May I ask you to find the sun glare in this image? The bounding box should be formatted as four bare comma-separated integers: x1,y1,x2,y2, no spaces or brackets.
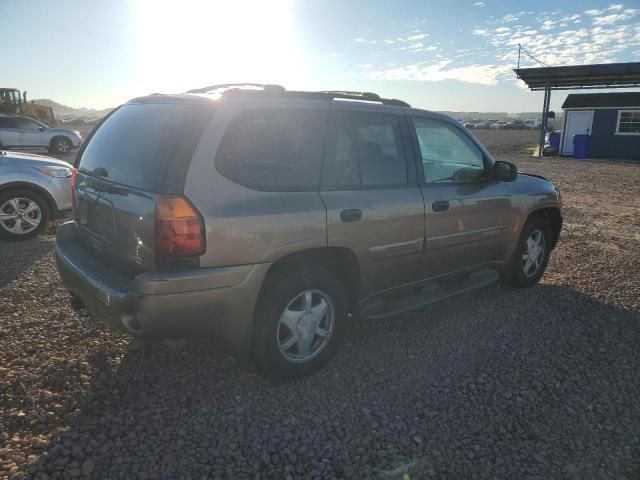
135,0,304,95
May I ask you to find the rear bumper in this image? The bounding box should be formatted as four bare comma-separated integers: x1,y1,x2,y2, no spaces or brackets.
55,222,270,356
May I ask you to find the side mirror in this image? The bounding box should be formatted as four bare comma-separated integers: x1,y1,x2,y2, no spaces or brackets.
38,127,45,131
492,160,518,182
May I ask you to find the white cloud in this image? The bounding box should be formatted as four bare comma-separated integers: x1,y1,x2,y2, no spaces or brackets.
353,38,365,43
585,9,603,16
593,10,637,25
472,28,489,36
368,60,511,85
607,4,624,11
384,39,395,44
541,19,555,30
473,1,484,6
425,45,438,51
407,33,429,40
502,14,519,22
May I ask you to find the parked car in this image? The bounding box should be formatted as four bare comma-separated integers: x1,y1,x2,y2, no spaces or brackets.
525,119,540,129
463,122,475,129
0,114,83,154
491,121,508,129
506,120,526,130
55,85,563,378
0,150,72,238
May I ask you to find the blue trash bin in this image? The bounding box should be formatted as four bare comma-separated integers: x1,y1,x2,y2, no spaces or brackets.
573,134,590,159
549,131,561,150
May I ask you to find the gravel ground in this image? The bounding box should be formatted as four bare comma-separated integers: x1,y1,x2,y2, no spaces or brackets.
1,144,639,479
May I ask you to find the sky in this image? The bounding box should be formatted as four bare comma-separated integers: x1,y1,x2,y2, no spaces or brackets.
3,0,639,112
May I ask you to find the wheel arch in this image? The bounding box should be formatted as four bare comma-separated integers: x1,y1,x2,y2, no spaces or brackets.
0,181,57,215
261,247,361,314
526,207,562,249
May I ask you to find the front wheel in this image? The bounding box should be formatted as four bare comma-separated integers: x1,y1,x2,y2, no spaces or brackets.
0,190,50,239
504,216,552,288
253,268,348,378
51,137,72,154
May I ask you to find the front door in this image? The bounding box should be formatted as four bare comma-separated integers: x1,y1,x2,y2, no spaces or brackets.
15,117,46,147
562,110,593,155
409,114,512,278
320,106,425,299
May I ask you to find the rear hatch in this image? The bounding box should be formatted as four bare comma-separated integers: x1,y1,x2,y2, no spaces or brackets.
74,98,214,275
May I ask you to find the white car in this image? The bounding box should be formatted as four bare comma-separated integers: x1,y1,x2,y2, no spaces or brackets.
491,121,508,129
525,119,540,129
0,114,83,154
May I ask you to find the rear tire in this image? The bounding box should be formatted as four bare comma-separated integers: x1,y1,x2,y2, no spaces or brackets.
0,189,50,240
253,267,348,379
504,216,552,288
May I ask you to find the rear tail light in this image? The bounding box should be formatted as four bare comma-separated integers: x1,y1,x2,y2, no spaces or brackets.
70,168,77,212
155,195,205,257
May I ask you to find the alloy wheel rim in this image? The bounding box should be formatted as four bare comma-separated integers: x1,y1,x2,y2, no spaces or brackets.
277,289,335,363
522,229,545,277
0,197,42,234
58,140,70,153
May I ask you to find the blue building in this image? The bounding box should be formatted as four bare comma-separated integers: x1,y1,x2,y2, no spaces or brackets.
561,92,640,160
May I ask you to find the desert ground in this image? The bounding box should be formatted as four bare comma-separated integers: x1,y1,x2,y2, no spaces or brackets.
1,130,639,479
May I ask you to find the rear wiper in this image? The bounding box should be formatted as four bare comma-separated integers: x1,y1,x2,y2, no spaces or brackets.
79,166,109,177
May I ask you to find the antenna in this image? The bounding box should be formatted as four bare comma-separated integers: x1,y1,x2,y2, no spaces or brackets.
517,43,551,68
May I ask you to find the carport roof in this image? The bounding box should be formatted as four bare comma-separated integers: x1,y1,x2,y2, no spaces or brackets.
514,62,640,91
562,92,640,109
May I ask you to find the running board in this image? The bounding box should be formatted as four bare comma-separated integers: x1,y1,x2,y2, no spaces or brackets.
359,269,499,320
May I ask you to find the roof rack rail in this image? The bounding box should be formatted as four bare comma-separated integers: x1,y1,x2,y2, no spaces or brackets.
187,83,286,94
185,84,410,107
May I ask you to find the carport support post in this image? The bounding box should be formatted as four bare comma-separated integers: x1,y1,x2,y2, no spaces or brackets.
538,84,551,157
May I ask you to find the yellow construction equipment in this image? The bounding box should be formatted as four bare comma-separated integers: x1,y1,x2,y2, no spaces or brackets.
0,88,56,125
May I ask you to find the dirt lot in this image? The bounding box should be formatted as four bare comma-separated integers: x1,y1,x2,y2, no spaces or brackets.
1,133,639,479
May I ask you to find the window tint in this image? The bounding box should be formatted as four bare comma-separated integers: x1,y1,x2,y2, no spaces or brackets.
15,118,41,130
0,118,16,128
216,108,328,191
323,112,407,187
413,117,485,183
78,102,214,191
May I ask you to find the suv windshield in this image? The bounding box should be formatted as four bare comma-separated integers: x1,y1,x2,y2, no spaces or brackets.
78,101,214,191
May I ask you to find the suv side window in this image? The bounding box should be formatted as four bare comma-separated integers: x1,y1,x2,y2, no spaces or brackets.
323,111,407,188
0,118,16,128
15,118,41,130
413,117,485,184
216,108,328,191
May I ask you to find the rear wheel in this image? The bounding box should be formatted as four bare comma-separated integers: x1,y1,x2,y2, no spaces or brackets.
0,189,50,239
253,267,347,378
504,216,551,288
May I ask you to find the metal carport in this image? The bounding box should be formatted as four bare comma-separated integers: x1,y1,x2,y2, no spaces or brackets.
513,62,640,156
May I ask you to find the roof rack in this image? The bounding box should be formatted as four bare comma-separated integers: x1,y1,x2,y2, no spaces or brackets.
187,83,286,94
186,84,410,107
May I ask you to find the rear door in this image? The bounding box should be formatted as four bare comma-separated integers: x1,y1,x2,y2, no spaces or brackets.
0,117,20,146
320,105,425,298
74,100,214,274
409,114,512,277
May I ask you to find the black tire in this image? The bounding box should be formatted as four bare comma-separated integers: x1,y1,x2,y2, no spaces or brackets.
253,267,348,379
0,189,50,240
504,216,552,288
50,136,72,155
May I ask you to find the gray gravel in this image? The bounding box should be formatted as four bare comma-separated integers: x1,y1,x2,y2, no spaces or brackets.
1,154,639,480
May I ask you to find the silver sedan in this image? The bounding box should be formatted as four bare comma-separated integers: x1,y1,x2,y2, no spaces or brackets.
0,150,73,239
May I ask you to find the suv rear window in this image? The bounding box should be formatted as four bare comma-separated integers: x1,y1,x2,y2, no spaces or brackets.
215,108,329,191
78,102,213,192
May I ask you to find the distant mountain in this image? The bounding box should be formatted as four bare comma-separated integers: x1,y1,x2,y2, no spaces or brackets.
32,99,113,121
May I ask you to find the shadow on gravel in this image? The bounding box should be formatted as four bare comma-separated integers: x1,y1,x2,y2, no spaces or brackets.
26,284,640,479
0,237,54,289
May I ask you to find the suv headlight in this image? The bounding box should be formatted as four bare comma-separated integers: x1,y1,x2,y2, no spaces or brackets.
37,166,73,178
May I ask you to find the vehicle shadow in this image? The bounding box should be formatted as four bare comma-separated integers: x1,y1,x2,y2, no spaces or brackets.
24,283,640,479
0,236,55,289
